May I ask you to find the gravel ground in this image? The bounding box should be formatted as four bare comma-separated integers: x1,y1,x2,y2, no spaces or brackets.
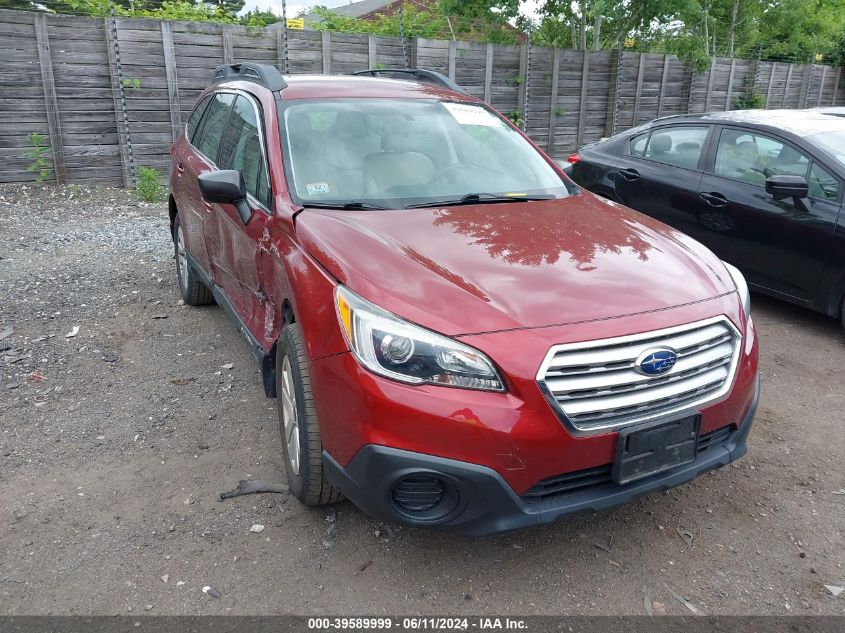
0,183,843,616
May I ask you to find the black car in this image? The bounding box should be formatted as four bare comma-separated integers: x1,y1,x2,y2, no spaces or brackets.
571,110,845,329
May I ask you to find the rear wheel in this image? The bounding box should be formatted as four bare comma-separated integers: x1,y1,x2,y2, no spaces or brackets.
173,214,213,306
276,323,340,505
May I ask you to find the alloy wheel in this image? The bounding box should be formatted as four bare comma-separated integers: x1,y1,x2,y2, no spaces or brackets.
280,355,300,475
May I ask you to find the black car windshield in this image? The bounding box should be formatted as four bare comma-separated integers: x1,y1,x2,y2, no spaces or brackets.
806,131,845,169
279,98,570,209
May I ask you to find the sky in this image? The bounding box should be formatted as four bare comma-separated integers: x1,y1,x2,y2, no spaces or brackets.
241,0,543,22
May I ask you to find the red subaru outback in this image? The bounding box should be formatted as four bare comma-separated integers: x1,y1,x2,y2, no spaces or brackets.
169,63,760,535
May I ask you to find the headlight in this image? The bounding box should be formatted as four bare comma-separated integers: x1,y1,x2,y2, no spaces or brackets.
334,286,505,392
723,261,750,316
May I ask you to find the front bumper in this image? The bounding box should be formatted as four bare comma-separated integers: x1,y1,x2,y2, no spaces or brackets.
324,374,760,536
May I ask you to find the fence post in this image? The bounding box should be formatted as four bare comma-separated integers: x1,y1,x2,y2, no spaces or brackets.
833,67,842,105
704,58,716,112
322,31,331,74
799,63,812,108
161,21,181,143
517,42,527,116
222,25,234,64
765,62,776,109
104,14,133,187
576,51,589,149
33,13,67,184
781,64,794,108
657,54,670,117
605,49,622,136
632,53,645,125
368,35,377,68
724,58,736,110
484,43,493,103
448,40,457,81
817,65,827,107
547,48,561,155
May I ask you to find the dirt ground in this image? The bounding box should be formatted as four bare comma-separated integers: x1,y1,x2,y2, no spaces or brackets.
1,183,843,616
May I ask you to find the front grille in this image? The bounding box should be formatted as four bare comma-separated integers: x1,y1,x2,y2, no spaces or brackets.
522,425,736,503
537,317,741,434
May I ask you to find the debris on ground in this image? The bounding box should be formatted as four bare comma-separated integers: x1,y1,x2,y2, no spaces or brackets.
662,582,702,615
249,524,265,534
0,328,13,341
151,314,168,320
651,601,667,616
643,595,653,616
160,574,169,583
593,535,613,553
65,326,80,339
221,363,234,370
219,479,288,501
824,585,844,597
676,527,695,547
202,586,221,598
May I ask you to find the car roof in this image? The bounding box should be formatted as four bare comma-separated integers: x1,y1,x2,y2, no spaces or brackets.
275,74,475,102
644,109,845,136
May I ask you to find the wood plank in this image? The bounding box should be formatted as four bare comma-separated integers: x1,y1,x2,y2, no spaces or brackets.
34,13,67,185
704,58,716,112
448,40,456,81
322,31,331,74
547,48,561,155
724,58,736,110
799,64,812,108
160,21,181,142
833,67,842,106
222,25,234,64
516,42,527,118
765,62,776,108
368,35,376,68
105,15,132,187
576,50,589,149
483,43,493,103
657,54,670,117
782,64,794,108
817,65,827,107
632,53,646,124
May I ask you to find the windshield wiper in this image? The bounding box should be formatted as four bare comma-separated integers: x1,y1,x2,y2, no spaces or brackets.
302,201,391,211
406,193,555,209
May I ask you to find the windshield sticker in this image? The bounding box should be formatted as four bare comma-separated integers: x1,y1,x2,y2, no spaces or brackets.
443,102,500,127
306,182,331,195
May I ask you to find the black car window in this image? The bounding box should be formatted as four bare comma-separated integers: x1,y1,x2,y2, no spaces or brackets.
219,94,272,209
642,127,708,170
629,132,648,157
808,162,839,201
714,128,809,186
186,96,211,143
195,92,235,163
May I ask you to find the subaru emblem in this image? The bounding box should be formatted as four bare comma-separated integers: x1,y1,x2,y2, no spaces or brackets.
636,348,678,376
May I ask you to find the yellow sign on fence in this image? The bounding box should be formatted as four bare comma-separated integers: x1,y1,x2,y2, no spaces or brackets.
286,17,304,30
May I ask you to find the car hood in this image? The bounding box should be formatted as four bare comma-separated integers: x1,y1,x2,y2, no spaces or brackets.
296,192,735,336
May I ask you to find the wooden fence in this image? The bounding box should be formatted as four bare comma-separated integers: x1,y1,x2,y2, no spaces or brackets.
1,8,843,187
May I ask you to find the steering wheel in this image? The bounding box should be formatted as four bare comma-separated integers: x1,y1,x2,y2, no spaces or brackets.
430,162,496,186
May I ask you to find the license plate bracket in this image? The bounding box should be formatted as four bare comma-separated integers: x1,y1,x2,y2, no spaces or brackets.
612,414,700,485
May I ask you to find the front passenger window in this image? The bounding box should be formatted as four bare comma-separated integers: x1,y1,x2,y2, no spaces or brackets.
219,95,272,208
714,129,809,185
643,127,708,169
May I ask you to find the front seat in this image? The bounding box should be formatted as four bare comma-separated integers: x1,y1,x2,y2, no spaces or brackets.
363,135,436,195
323,111,379,198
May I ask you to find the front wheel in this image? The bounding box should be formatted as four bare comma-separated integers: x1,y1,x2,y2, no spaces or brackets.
276,323,341,506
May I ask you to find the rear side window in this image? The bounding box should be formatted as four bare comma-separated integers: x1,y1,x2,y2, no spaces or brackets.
186,96,211,143
219,95,272,208
643,127,708,169
194,92,235,163
629,132,648,157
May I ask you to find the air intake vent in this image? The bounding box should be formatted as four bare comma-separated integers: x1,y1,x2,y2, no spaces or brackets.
391,474,445,512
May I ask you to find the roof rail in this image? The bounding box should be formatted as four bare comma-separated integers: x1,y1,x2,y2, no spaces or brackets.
212,63,287,92
351,68,467,95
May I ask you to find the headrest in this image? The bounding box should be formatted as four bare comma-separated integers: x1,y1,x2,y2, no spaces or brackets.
331,111,367,138
650,134,672,153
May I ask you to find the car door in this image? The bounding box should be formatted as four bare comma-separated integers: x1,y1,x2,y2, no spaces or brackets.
171,94,213,274
613,125,711,232
696,126,841,301
203,92,274,332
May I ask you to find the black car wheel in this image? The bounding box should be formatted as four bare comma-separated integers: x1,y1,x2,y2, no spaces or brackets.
276,323,341,506
173,214,214,306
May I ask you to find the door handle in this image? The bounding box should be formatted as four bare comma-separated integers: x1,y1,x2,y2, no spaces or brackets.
699,192,728,207
618,168,640,182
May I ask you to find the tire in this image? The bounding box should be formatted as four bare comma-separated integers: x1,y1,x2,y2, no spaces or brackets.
173,213,214,306
276,323,341,505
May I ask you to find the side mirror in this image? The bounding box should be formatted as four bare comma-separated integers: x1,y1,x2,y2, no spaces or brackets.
554,159,574,176
198,170,252,224
765,174,808,201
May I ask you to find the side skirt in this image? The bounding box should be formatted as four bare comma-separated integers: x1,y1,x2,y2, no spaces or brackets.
186,252,277,398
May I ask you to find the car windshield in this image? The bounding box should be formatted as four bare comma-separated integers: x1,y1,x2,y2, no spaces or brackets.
806,131,845,169
279,98,569,209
